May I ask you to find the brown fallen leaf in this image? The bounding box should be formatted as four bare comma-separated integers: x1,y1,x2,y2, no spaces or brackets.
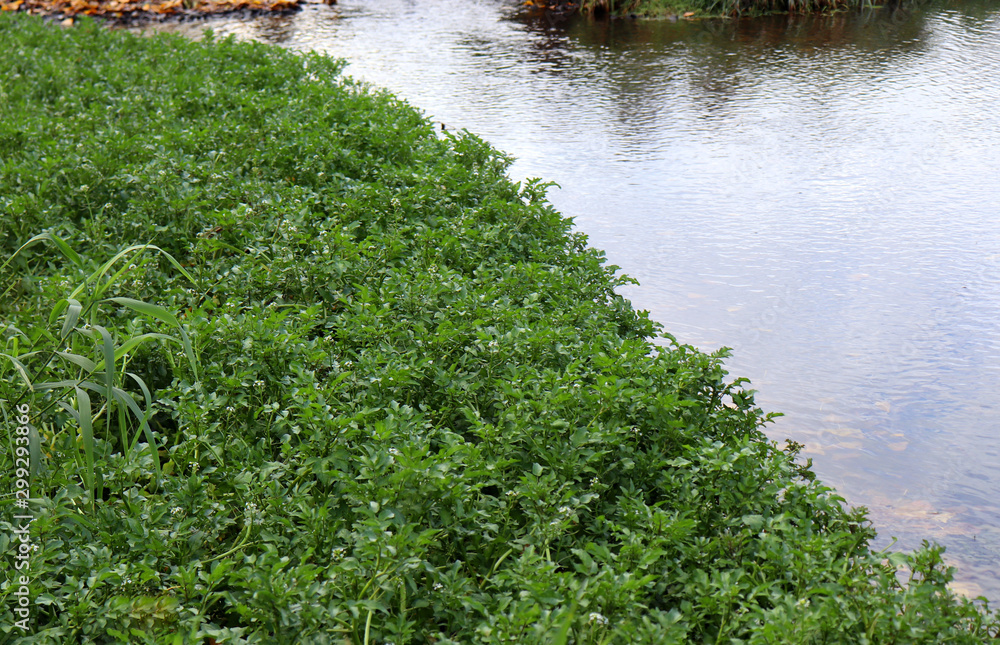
683,10,695,16
4,0,300,17
153,0,181,12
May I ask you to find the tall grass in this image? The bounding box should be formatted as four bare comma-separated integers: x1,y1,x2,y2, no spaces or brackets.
1,233,199,508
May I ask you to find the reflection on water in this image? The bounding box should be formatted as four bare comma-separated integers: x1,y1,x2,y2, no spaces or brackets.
139,0,1000,600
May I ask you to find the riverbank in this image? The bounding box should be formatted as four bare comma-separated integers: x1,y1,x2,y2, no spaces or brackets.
540,0,901,19
3,0,906,24
1,14,997,642
0,0,299,23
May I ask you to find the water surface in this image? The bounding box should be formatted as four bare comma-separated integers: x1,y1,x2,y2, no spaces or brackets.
144,0,1000,600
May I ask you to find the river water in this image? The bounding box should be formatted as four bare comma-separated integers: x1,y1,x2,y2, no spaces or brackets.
143,0,1000,600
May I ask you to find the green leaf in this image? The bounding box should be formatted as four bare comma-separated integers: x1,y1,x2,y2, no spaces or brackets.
56,351,97,374
109,383,161,487
887,552,910,569
47,232,85,269
1,352,33,390
74,386,95,504
114,332,179,362
93,325,116,395
59,298,83,341
107,297,180,328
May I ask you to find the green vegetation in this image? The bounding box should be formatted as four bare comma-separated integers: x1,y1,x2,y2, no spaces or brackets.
579,0,888,19
1,13,997,644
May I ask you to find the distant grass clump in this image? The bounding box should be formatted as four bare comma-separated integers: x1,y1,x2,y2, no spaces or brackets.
1,13,997,644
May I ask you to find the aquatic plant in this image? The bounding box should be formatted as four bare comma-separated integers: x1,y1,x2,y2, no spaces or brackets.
0,13,996,643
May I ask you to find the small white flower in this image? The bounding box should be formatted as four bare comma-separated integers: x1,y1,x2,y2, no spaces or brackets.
796,598,810,608
588,612,608,625
254,380,265,387
171,507,183,516
433,582,444,591
505,490,517,497
558,506,572,515
331,548,346,561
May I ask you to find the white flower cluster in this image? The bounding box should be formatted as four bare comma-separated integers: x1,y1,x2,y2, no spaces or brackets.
550,505,575,527
588,612,608,626
244,502,263,526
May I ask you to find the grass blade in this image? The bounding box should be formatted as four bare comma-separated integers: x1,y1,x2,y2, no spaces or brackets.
114,332,180,362
110,383,162,487
92,325,116,396
108,297,179,328
106,297,198,380
59,299,83,341
1,352,34,390
46,233,85,269
0,231,82,274
74,386,96,505
68,244,198,303
55,351,98,374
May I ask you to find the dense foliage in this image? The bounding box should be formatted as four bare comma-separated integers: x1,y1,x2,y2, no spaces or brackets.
1,14,996,644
